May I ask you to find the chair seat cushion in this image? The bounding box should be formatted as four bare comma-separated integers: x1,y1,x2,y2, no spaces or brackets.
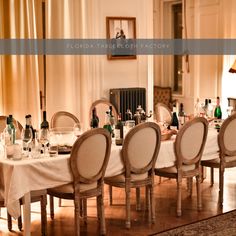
157,164,195,174
49,182,97,194
202,156,236,164
105,172,148,184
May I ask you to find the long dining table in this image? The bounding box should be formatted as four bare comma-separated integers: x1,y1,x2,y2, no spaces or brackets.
0,127,218,236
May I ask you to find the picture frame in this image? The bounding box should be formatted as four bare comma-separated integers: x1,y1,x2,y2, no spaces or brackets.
106,17,136,60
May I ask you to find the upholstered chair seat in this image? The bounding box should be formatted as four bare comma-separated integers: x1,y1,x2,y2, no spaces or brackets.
48,182,98,194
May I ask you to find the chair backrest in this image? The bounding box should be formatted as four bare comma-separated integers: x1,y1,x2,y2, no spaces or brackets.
70,128,111,184
218,113,236,158
89,99,118,128
154,86,173,110
50,111,80,128
0,115,23,139
174,117,208,169
122,122,161,176
155,102,172,125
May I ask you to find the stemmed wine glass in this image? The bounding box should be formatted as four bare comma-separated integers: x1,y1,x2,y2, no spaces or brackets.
21,128,33,157
73,123,82,137
39,128,50,157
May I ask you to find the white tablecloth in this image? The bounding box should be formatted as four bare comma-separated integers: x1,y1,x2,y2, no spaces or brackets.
0,128,218,219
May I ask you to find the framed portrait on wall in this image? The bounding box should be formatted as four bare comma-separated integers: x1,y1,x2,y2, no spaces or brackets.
106,17,136,60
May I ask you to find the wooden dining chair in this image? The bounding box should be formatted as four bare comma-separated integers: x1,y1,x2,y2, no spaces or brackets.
0,116,47,235
105,122,161,229
89,99,118,128
47,128,111,235
154,102,173,125
50,111,80,207
155,117,208,216
0,195,22,231
201,113,236,206
50,111,80,128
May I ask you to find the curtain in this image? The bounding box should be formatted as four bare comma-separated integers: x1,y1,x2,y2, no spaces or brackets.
0,0,42,127
46,0,83,127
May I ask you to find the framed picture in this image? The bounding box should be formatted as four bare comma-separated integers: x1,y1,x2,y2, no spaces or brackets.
106,17,136,60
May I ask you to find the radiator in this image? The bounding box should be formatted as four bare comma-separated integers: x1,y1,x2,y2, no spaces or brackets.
110,88,146,121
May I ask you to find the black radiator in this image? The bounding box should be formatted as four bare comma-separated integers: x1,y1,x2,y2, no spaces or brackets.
110,88,146,121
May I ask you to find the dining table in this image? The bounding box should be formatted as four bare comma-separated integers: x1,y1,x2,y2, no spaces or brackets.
0,127,219,236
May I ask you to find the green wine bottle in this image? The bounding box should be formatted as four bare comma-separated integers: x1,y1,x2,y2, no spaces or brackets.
214,97,222,119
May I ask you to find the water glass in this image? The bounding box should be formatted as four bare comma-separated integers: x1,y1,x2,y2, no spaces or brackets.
49,144,58,157
21,128,33,157
39,128,50,157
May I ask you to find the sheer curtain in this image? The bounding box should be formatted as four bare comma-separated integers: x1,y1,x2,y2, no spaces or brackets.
46,0,83,126
0,0,42,127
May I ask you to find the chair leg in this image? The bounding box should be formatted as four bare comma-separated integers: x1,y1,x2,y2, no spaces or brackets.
146,186,151,223
210,167,214,186
49,195,54,220
145,186,149,211
82,199,87,224
196,175,202,211
109,185,113,205
219,166,224,206
7,212,12,231
150,184,155,224
187,178,193,197
7,212,22,232
125,183,131,229
40,194,47,236
18,215,23,231
74,195,80,236
58,198,62,207
98,192,106,235
136,188,141,211
177,178,182,217
201,166,206,182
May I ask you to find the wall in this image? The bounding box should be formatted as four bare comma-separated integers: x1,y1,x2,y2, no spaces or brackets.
80,0,154,127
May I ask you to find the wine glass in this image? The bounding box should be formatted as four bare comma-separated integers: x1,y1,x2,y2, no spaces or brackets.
39,128,50,157
21,128,33,157
73,123,82,137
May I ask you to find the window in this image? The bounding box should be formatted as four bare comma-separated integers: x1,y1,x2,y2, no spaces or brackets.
172,3,183,95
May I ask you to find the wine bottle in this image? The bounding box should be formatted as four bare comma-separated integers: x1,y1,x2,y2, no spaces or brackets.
214,96,222,119
8,115,16,144
25,115,35,151
103,111,112,134
3,117,11,146
109,106,115,138
26,114,35,139
204,99,208,117
90,107,99,128
115,114,123,146
171,105,179,130
207,99,213,118
40,111,49,129
178,103,185,127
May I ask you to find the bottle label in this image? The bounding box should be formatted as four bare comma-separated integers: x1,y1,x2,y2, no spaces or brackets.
114,129,120,139
179,116,185,125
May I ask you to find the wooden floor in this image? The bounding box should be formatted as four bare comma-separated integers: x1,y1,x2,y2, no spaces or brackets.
1,167,236,236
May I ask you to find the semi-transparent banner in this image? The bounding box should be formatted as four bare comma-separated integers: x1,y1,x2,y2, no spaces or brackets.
1,39,236,55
